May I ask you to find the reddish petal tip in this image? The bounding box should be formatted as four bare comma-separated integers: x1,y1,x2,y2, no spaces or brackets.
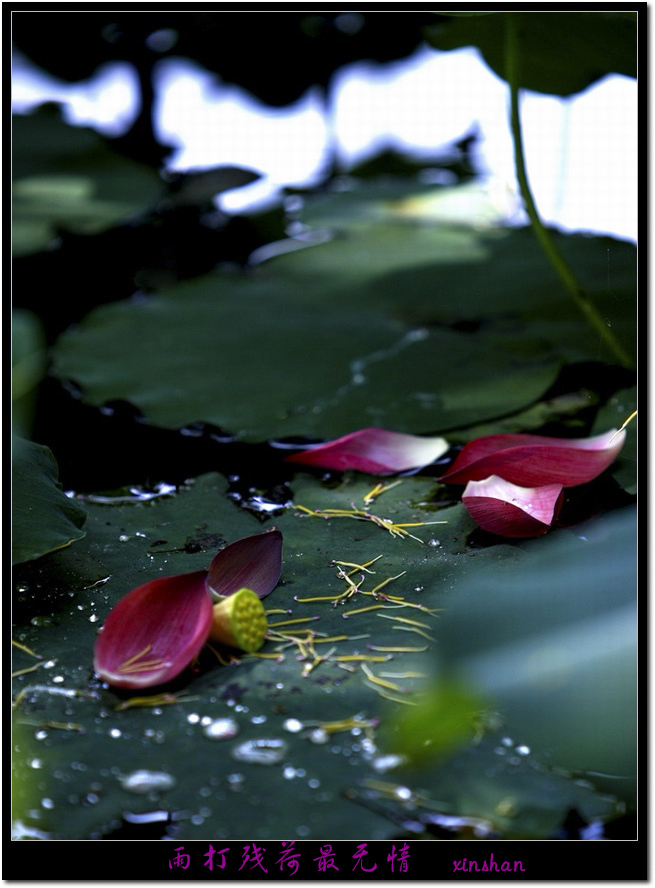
94,570,213,689
207,530,283,600
462,476,563,538
285,428,449,475
441,429,626,488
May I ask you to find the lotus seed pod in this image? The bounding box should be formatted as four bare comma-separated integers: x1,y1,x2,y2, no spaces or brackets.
209,588,268,652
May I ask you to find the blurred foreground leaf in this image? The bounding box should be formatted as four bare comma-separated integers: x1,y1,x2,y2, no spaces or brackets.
435,506,637,802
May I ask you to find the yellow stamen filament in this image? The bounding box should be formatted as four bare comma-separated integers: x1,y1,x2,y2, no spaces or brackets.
361,662,404,691
12,640,41,658
377,613,433,629
117,644,152,667
294,504,446,542
341,604,390,617
367,644,429,653
294,594,343,602
366,685,419,705
116,644,170,674
312,715,378,733
363,480,403,503
336,654,393,663
269,632,312,658
392,625,436,641
118,660,170,674
369,572,406,595
380,671,428,679
206,642,240,666
19,720,86,731
268,617,321,628
613,409,638,439
333,556,383,573
12,662,46,678
302,646,337,676
115,693,198,711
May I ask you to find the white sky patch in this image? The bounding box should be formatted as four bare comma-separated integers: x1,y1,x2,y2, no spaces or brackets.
11,43,636,241
153,58,329,211
12,49,139,137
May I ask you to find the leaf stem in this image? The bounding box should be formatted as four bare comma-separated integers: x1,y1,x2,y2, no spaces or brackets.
505,13,633,368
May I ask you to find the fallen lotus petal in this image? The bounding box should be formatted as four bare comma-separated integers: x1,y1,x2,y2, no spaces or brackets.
209,587,268,652
462,476,563,538
94,570,213,689
440,429,626,488
285,428,450,475
207,530,283,599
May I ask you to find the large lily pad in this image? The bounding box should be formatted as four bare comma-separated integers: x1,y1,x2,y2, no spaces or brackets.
52,183,636,442
425,11,637,97
12,471,627,839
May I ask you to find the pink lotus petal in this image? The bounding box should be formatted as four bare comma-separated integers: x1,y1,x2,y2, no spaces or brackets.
94,570,213,689
462,476,564,538
285,428,450,475
207,530,283,599
440,429,626,488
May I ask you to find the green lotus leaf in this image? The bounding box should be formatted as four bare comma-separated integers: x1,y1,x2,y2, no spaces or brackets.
425,11,636,97
12,436,87,565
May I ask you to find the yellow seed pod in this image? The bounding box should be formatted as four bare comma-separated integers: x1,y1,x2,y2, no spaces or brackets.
209,588,268,652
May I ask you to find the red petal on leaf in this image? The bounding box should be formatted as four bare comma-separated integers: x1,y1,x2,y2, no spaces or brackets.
285,428,449,475
207,530,283,600
462,476,564,538
94,570,213,689
440,429,625,487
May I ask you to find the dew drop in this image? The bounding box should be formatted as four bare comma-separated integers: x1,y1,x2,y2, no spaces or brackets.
119,770,176,794
308,728,328,745
231,738,287,765
372,754,407,773
30,616,55,627
283,718,304,733
203,718,239,741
